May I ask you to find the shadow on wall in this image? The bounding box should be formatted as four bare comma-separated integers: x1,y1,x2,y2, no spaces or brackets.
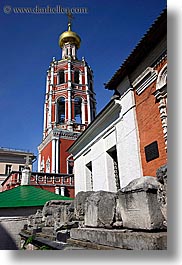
0,224,18,250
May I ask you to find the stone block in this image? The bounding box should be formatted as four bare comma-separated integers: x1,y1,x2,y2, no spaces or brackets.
117,176,165,230
56,230,70,243
41,227,54,236
74,191,94,221
42,200,73,229
27,210,44,227
84,191,117,228
70,228,167,250
45,216,55,227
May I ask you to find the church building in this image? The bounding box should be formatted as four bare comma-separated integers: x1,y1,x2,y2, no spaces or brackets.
68,9,167,195
1,17,96,197
38,18,96,176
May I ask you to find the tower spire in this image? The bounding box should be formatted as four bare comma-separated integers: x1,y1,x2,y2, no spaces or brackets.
67,10,74,31
59,11,81,59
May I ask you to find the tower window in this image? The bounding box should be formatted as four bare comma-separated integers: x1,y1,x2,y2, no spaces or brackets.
74,70,80,84
57,97,65,124
74,97,82,124
58,70,65,84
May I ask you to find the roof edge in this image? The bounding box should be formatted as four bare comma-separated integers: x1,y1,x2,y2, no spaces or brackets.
105,8,167,90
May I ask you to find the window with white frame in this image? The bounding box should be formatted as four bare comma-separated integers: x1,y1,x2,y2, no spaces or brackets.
57,97,65,124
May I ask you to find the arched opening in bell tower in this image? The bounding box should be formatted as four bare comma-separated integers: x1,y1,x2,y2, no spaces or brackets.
74,97,82,124
57,97,65,124
58,70,65,84
74,70,80,84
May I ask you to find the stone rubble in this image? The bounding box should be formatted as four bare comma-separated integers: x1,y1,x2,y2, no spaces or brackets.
22,165,167,250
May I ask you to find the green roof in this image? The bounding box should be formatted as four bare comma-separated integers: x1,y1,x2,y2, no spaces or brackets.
0,186,73,208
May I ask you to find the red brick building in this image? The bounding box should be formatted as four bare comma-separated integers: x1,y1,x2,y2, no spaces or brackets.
105,9,167,178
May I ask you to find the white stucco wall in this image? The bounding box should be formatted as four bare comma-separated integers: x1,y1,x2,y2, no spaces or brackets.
116,89,143,188
74,155,86,192
91,140,108,191
73,89,143,195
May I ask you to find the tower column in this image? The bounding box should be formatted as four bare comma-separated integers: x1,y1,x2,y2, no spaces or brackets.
48,64,54,132
52,138,56,173
43,74,49,138
48,91,52,132
67,59,72,125
82,100,86,124
68,60,71,82
38,151,41,172
87,92,91,124
56,139,59,173
84,65,91,123
53,101,57,127
67,88,72,122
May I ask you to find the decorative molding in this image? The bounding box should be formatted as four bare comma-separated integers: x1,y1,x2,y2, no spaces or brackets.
53,130,60,139
153,64,167,151
132,67,158,95
156,63,167,91
38,131,52,152
60,130,81,140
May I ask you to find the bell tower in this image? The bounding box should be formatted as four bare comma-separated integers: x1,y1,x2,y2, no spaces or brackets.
38,16,96,174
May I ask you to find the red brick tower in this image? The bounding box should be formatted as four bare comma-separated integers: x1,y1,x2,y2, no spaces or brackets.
38,19,96,175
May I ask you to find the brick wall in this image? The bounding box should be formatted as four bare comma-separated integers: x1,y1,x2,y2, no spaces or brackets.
134,59,167,176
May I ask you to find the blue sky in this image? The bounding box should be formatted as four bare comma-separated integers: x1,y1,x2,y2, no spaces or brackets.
0,0,166,170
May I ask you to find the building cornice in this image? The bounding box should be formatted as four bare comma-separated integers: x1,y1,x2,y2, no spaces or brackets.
132,67,158,95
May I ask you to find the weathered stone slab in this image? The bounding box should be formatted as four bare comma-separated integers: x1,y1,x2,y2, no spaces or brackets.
74,191,94,221
41,227,54,236
42,200,73,229
27,209,44,227
84,191,117,228
117,176,165,230
70,228,167,250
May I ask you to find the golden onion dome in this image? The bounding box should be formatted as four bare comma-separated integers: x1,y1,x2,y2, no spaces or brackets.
59,23,81,49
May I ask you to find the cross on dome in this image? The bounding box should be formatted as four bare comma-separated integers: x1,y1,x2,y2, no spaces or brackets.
67,10,74,29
